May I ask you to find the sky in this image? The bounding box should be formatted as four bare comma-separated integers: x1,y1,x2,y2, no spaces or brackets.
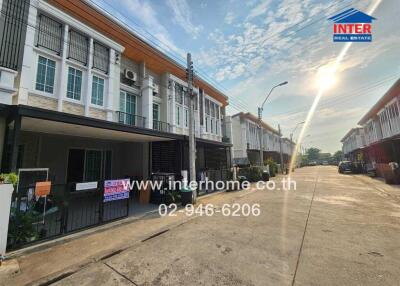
93,0,400,153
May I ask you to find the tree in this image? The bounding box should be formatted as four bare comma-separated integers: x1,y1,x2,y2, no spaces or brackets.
306,148,321,161
333,150,344,163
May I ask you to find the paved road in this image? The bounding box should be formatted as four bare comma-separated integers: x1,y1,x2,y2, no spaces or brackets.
53,166,400,286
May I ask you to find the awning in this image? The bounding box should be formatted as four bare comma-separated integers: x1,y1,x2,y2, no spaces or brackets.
12,104,182,142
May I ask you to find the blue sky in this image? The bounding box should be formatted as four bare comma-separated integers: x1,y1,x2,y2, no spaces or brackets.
94,0,400,153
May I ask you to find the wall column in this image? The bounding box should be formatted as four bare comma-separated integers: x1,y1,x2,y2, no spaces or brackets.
141,75,153,129
170,81,176,133
84,38,94,117
18,2,38,105
106,48,116,121
57,24,69,112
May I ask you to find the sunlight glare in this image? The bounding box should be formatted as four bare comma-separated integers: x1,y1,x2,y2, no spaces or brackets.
316,64,338,91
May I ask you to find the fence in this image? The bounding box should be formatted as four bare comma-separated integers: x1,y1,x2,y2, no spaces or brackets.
7,181,129,251
197,168,232,196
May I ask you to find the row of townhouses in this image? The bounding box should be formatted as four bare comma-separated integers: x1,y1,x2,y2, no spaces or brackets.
0,0,297,250
227,112,294,166
341,79,400,176
0,0,295,182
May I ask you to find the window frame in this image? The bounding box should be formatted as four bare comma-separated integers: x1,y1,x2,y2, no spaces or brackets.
66,66,83,101
91,75,105,106
35,55,56,94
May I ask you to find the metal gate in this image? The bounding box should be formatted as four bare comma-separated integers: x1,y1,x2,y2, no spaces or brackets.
7,181,129,251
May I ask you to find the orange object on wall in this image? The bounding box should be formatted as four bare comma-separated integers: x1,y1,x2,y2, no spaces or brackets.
35,181,51,197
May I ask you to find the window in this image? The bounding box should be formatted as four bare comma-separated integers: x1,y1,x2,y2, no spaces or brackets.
36,56,56,93
91,76,104,106
211,118,214,133
68,30,88,65
205,99,210,115
184,108,189,127
66,67,82,100
153,103,160,121
37,14,62,54
153,103,160,130
93,42,109,73
85,150,102,182
175,84,183,104
66,149,112,183
206,117,209,132
175,105,181,126
119,90,136,125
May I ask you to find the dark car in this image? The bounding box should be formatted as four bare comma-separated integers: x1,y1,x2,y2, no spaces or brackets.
338,161,353,173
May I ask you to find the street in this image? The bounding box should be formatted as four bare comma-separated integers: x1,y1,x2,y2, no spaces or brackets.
43,166,400,286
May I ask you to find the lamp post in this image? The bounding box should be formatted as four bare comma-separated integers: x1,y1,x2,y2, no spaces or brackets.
290,121,305,143
258,81,288,167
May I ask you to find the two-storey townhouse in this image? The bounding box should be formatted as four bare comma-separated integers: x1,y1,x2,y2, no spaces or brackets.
0,1,232,190
340,127,366,163
281,138,295,166
230,112,284,166
354,79,400,176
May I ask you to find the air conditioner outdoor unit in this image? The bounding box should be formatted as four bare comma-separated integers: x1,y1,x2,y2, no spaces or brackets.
124,69,137,81
152,83,159,94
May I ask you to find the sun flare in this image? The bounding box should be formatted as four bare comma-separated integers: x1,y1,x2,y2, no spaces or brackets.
315,64,338,91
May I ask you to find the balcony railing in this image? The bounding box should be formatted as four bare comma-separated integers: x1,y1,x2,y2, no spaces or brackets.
116,111,146,128
153,120,171,132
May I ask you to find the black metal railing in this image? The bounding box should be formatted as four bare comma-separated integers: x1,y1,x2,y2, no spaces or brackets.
92,41,109,74
7,181,130,251
67,30,89,65
36,14,63,55
116,111,146,128
0,0,30,70
153,120,171,132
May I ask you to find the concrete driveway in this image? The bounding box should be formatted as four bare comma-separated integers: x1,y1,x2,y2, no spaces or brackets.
11,166,400,285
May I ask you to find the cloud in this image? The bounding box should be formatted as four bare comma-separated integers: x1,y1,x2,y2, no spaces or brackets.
224,12,235,24
166,0,203,38
247,0,271,19
118,0,185,57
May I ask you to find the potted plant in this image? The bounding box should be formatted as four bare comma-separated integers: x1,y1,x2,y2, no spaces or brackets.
0,172,18,185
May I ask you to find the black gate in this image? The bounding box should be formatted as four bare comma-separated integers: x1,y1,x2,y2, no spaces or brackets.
7,181,129,251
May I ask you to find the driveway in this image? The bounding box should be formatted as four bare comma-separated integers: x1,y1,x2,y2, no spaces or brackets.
46,166,400,285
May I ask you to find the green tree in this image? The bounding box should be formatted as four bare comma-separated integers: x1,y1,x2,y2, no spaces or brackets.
333,150,344,163
306,148,321,161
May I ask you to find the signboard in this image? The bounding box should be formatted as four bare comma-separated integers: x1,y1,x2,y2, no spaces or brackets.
76,181,98,191
35,181,51,197
104,179,130,202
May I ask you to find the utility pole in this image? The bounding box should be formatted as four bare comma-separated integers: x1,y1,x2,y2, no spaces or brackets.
278,124,284,174
187,53,196,203
257,81,288,168
258,108,263,167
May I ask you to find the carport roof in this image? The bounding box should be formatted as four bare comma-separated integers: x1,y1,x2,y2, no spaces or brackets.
11,105,183,141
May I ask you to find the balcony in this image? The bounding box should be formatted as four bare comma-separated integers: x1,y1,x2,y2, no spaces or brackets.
116,111,146,128
153,120,171,132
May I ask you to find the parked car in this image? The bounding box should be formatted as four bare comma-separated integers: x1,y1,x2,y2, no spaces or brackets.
322,161,329,165
338,161,353,173
309,161,317,166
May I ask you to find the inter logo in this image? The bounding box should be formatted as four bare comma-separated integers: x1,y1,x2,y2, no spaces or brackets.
329,8,376,42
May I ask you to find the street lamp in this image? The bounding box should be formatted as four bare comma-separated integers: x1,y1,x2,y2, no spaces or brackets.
257,81,288,167
290,121,305,142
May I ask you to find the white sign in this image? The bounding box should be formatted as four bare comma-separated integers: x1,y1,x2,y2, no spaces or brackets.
75,181,98,191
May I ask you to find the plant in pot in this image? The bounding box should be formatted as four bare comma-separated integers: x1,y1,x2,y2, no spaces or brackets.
0,172,18,185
